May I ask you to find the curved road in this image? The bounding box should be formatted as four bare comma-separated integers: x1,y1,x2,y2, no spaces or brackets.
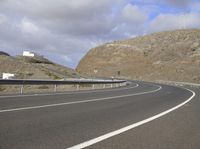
0,81,199,149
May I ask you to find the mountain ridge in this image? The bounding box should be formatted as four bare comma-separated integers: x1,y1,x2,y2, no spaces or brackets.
77,29,200,83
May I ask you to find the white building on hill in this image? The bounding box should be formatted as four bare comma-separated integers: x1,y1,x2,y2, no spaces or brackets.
23,51,35,57
2,73,15,79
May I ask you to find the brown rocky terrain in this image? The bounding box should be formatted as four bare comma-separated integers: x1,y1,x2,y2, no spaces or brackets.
0,54,78,80
77,29,200,83
0,54,80,94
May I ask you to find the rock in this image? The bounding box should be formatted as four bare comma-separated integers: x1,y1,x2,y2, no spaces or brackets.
191,42,200,51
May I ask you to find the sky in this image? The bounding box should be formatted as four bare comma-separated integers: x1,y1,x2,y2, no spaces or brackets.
0,0,200,68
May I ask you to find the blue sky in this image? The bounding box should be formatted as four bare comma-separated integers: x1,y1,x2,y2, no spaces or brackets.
0,0,200,68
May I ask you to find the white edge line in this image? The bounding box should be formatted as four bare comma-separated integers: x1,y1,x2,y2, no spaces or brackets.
0,84,139,99
0,84,160,113
67,87,195,149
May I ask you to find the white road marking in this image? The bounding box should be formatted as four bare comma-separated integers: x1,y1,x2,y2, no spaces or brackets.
0,84,160,113
67,87,195,149
0,83,139,99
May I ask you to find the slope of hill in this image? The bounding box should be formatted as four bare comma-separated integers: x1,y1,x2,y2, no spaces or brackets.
0,54,78,79
77,29,200,83
0,51,10,56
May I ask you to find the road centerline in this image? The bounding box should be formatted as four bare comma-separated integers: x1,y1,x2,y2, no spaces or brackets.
0,84,161,113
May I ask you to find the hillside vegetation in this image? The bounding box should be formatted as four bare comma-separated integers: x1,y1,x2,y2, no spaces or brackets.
77,29,200,83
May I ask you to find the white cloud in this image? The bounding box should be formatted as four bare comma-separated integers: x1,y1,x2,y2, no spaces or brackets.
0,0,123,36
161,0,192,7
149,12,200,32
62,55,73,63
107,4,148,39
20,18,39,34
0,14,7,24
121,4,147,25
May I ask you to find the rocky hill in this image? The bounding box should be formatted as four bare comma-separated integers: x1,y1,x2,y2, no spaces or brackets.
0,54,78,80
0,51,10,56
77,29,200,83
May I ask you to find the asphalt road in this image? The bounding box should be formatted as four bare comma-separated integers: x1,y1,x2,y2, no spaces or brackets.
0,81,198,149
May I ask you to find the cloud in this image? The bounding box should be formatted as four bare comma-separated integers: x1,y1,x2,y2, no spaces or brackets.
62,55,73,63
121,4,147,25
0,0,123,37
149,12,200,32
0,14,7,24
106,4,148,39
20,18,39,34
161,0,192,7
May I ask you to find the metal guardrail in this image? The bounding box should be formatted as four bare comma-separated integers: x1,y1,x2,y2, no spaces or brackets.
0,79,127,94
0,79,126,85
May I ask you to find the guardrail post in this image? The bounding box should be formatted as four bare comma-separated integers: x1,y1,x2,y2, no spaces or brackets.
76,84,80,90
20,84,24,94
103,84,105,89
54,84,57,92
92,84,95,90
